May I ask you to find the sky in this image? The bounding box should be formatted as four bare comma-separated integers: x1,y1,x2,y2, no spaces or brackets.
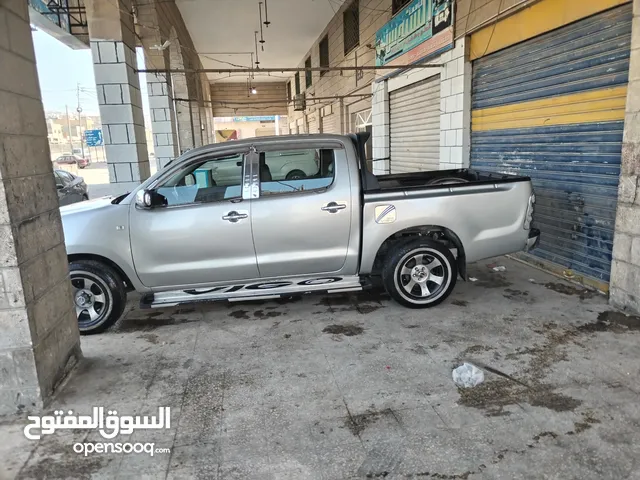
32,29,151,121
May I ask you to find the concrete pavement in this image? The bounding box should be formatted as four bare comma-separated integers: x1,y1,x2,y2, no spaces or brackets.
2,257,640,479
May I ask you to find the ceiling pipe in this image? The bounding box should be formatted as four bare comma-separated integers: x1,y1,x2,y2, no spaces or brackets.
174,93,373,105
139,63,443,74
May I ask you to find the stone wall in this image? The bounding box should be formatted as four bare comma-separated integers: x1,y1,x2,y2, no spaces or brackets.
0,0,81,414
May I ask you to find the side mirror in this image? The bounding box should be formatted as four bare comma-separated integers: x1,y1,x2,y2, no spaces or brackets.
56,184,64,190
135,189,167,208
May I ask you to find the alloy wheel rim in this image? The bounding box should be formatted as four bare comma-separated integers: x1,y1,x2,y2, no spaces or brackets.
397,250,448,301
71,273,111,328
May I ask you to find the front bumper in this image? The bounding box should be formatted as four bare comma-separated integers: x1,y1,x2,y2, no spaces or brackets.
525,228,540,252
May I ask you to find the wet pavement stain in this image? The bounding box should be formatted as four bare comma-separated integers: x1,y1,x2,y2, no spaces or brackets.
253,310,283,319
409,344,429,355
544,282,597,299
322,324,364,336
228,310,250,320
355,304,382,314
176,308,196,314
115,316,199,332
451,300,469,307
570,411,601,434
457,344,493,361
565,311,640,334
275,295,303,304
345,408,396,436
503,289,531,301
472,274,513,289
138,333,159,344
17,456,112,480
457,379,581,416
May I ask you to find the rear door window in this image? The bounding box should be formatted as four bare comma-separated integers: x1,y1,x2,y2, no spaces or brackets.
259,148,335,195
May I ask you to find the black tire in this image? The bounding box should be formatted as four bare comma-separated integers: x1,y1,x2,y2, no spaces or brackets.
69,260,127,334
82,194,89,201
382,239,457,308
286,169,306,180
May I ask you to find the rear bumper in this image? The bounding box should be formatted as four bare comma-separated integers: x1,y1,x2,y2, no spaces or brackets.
525,228,540,252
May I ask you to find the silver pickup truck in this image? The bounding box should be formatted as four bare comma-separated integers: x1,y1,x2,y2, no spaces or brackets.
62,133,539,334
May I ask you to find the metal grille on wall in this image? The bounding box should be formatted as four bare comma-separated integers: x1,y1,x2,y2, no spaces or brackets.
470,4,632,289
389,76,441,174
31,0,87,35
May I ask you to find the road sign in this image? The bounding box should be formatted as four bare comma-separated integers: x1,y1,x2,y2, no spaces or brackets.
85,129,103,147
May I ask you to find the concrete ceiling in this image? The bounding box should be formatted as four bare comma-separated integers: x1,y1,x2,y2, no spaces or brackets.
176,0,344,83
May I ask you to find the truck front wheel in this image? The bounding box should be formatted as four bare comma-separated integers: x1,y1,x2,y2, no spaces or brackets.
382,239,457,308
69,260,127,334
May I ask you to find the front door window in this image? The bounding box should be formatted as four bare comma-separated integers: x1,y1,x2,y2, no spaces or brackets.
156,154,245,206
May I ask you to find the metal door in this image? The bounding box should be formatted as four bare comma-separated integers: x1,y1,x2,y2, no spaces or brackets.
129,152,259,288
389,76,441,173
250,146,353,278
322,114,339,134
470,3,632,288
307,116,319,134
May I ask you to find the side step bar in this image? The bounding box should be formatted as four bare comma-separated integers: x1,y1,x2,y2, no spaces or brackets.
140,276,367,309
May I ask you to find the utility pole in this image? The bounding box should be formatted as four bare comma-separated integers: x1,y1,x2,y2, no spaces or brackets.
65,105,73,153
76,83,85,158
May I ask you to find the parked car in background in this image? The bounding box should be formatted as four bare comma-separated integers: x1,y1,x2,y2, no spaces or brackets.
55,154,90,169
55,170,88,206
60,133,539,334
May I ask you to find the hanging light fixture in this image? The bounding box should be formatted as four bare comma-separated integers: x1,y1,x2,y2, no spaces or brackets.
263,0,270,27
254,31,260,66
251,87,258,95
259,2,266,51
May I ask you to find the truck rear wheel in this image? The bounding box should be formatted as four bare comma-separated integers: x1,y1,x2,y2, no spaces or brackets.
69,260,127,334
382,239,457,308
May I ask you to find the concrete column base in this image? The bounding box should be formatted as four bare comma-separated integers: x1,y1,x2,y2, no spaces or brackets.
610,0,640,314
0,0,81,415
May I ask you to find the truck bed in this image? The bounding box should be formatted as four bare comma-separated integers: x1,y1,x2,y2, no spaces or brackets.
366,168,531,193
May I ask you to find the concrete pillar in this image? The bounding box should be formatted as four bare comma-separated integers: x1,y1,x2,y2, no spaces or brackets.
371,80,389,175
172,73,194,153
86,0,150,192
0,0,81,414
190,75,203,148
439,38,472,170
610,0,640,314
147,70,179,169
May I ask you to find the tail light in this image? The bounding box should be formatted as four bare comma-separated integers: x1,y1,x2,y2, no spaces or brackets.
524,193,535,230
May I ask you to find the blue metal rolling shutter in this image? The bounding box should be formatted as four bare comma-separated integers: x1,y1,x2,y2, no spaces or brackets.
470,4,632,287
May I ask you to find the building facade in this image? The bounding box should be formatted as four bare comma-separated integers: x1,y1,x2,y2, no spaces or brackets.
286,0,639,311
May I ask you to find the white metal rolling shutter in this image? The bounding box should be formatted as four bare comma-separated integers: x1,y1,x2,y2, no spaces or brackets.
255,127,276,137
308,117,319,134
389,76,441,173
321,114,339,134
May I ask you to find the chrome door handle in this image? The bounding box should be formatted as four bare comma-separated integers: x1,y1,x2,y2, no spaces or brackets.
222,211,248,223
321,202,347,213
